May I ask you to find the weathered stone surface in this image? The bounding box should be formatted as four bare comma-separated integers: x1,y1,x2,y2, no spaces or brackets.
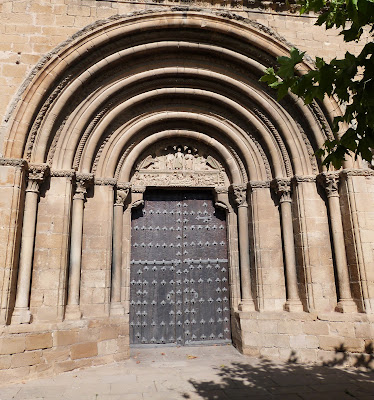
70,342,98,360
0,337,25,355
11,350,42,368
25,333,52,351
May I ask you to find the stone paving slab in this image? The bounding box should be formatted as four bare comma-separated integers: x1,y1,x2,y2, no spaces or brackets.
1,345,374,399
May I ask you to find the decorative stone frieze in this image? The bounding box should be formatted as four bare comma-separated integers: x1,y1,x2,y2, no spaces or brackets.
214,186,228,194
131,185,146,194
94,177,117,186
131,144,225,187
249,180,271,190
340,168,374,177
292,175,317,183
0,158,27,169
50,169,75,178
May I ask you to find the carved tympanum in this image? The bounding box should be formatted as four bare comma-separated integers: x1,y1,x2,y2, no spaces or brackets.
132,145,225,187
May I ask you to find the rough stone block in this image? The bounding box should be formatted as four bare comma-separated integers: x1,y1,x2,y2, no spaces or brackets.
241,346,260,357
290,335,307,349
97,339,118,356
303,321,329,335
0,354,11,369
0,337,25,355
319,336,364,352
71,342,98,360
278,320,303,334
25,333,53,351
355,323,373,338
43,348,70,364
53,330,79,347
11,350,42,368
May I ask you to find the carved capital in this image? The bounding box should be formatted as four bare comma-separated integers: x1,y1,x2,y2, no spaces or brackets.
73,173,93,201
115,187,130,207
231,184,247,207
26,163,49,193
272,178,292,203
318,172,340,198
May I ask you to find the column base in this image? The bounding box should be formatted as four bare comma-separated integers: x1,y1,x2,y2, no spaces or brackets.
11,307,32,324
238,299,256,312
336,298,357,313
110,302,125,316
284,299,304,312
64,305,82,320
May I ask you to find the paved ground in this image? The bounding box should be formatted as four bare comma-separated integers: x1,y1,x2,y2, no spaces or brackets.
1,345,374,399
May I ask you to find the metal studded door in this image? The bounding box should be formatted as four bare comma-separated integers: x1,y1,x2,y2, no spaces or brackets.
130,190,230,346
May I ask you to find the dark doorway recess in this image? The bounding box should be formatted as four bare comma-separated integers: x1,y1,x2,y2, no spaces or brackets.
130,189,231,346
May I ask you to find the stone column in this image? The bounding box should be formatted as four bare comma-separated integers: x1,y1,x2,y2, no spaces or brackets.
111,183,130,315
319,173,357,313
12,164,49,324
273,179,303,312
232,184,256,311
65,173,93,320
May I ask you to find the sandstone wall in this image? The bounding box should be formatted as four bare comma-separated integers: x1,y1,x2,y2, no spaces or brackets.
0,317,129,384
239,311,374,367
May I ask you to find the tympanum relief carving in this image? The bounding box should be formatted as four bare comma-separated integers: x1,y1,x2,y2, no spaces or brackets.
131,145,226,187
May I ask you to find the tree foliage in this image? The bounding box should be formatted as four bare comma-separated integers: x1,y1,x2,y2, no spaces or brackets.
260,0,374,168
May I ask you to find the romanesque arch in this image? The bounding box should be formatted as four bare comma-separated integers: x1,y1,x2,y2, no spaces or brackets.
1,9,373,371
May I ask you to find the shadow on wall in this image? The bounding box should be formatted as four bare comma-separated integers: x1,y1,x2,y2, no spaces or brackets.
182,345,374,399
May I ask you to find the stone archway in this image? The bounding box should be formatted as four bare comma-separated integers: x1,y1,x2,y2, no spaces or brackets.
1,9,372,382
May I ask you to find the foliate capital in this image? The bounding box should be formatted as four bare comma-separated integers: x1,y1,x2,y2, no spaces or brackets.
317,172,340,198
73,173,94,201
272,178,292,203
231,184,247,207
26,163,49,193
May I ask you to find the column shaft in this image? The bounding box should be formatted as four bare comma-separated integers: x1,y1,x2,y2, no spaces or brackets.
328,195,357,312
12,190,39,323
112,205,123,303
237,205,255,309
319,173,357,313
273,179,303,312
67,197,84,307
280,200,302,309
65,174,92,320
232,184,255,312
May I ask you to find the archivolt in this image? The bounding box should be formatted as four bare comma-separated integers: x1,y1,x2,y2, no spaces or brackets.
2,9,340,180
